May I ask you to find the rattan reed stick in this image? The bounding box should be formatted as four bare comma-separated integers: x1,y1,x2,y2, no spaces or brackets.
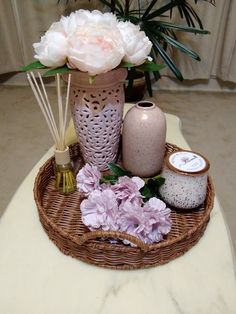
56,74,64,150
27,72,59,145
37,73,60,143
63,73,71,146
27,72,72,151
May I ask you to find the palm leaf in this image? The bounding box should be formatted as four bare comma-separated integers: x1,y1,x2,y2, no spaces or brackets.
151,35,184,81
158,32,200,60
181,4,196,27
99,0,123,14
194,0,215,3
114,0,124,14
186,2,204,28
156,21,210,34
142,0,159,19
143,0,181,21
175,1,205,29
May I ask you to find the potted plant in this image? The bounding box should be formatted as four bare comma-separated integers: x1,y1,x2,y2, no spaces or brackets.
60,0,215,99
99,0,215,98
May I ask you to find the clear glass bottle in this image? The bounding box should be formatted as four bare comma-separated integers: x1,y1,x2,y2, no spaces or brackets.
54,147,76,195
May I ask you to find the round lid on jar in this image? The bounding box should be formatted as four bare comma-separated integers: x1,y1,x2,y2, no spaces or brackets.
165,150,210,176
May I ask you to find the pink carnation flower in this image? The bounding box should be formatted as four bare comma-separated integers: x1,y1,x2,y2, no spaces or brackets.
80,189,119,231
117,201,146,245
142,198,172,243
111,176,144,205
76,163,101,195
77,164,172,245
118,197,171,244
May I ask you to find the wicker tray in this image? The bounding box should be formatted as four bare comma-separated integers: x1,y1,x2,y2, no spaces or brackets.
34,143,214,270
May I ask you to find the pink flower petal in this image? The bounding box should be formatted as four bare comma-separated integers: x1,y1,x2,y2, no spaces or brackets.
76,163,101,195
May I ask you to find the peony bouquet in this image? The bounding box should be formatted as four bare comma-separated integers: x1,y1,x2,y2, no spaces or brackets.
76,163,172,245
23,9,164,77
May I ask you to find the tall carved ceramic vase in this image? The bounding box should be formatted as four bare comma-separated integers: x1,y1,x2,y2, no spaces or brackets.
65,68,127,171
122,101,166,177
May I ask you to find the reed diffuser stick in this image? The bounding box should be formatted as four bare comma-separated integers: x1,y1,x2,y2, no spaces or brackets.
37,73,60,144
27,71,73,150
56,74,64,150
27,72,58,144
63,73,71,146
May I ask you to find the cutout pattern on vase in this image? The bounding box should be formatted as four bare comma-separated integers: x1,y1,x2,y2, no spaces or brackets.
70,84,124,171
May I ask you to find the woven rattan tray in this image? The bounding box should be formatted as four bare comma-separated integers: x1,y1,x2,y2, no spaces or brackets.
34,143,214,270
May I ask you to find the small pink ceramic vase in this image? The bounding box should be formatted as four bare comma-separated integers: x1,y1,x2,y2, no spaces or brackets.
122,101,166,177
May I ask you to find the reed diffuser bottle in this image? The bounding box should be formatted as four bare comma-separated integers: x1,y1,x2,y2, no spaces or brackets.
54,147,76,194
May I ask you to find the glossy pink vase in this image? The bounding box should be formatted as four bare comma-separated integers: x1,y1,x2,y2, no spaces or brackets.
66,68,127,171
122,101,166,177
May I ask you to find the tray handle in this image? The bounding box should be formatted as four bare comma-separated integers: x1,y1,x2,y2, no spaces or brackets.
73,230,151,252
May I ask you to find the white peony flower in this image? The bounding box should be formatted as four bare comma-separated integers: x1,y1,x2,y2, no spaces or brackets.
75,10,118,28
67,24,124,75
118,21,152,66
32,9,152,73
49,14,79,36
50,10,119,36
33,31,68,67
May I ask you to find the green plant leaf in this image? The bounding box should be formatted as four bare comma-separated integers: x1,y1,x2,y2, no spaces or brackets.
140,186,153,199
151,35,184,81
142,0,159,19
143,0,181,21
113,0,124,14
141,176,165,200
120,61,135,68
99,0,123,14
158,31,201,60
20,61,45,72
185,2,203,28
154,21,210,34
43,66,70,77
108,163,132,177
137,61,166,72
175,1,204,29
100,175,118,184
151,175,165,187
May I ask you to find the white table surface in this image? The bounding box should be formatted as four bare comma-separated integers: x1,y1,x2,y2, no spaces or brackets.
0,113,236,314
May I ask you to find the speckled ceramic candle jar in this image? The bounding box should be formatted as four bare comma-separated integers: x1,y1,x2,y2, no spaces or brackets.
122,101,166,177
159,150,210,209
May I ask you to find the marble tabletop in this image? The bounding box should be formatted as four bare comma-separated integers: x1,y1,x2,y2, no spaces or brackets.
0,112,236,314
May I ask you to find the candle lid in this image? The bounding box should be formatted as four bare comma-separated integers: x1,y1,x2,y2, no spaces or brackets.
166,150,210,175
